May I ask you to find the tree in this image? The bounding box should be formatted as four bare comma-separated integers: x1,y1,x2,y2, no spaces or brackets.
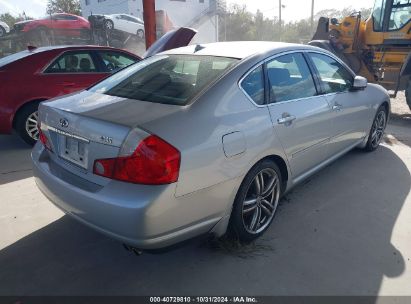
0,13,28,27
219,5,375,44
315,7,372,20
46,0,81,15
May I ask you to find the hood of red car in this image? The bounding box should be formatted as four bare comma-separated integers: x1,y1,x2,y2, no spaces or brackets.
14,20,32,25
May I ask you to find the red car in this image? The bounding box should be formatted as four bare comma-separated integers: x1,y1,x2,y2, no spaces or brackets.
13,13,90,38
0,45,141,144
0,27,197,145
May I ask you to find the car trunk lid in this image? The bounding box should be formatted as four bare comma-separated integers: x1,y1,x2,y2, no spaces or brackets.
39,93,132,186
38,90,181,185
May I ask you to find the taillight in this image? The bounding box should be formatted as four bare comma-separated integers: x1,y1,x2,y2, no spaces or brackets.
93,135,180,185
38,123,53,152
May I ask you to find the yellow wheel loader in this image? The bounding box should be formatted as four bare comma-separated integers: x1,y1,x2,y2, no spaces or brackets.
310,0,411,110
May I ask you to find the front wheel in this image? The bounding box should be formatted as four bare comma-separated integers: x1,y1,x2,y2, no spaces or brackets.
14,103,41,146
228,160,282,243
364,106,388,152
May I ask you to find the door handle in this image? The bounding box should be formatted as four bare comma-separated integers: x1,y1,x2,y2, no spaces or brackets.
60,82,75,87
332,103,343,111
277,115,296,125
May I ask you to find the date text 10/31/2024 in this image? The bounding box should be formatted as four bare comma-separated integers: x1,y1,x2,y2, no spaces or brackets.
149,297,258,303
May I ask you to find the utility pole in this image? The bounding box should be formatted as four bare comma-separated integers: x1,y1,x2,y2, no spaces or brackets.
143,0,156,49
279,0,282,41
311,0,315,34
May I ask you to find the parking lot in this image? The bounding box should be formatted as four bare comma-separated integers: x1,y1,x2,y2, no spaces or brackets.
0,95,410,296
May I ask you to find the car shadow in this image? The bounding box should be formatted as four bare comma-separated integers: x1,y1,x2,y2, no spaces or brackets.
0,134,33,185
0,146,409,297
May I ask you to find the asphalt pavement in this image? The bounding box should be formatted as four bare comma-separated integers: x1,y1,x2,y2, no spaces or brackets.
0,98,410,296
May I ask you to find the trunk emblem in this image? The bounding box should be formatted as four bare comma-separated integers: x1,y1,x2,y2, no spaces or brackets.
59,118,69,128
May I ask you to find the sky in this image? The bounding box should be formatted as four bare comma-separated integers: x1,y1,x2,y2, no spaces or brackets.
0,0,375,21
0,0,48,18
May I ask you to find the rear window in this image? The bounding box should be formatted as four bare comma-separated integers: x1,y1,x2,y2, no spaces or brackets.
90,55,239,105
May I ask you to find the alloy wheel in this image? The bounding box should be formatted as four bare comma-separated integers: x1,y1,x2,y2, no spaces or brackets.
25,111,39,141
370,110,386,148
105,21,113,30
242,168,280,234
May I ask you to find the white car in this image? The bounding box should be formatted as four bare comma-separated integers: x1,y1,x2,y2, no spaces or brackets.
104,14,145,39
0,21,10,37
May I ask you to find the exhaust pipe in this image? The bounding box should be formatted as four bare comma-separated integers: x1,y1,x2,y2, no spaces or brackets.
123,243,143,256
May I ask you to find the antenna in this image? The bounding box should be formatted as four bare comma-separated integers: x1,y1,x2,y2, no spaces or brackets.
194,44,205,52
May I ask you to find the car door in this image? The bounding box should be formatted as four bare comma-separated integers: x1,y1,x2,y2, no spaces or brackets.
265,52,335,179
122,15,137,34
51,15,70,35
127,15,143,34
307,52,370,155
115,15,130,32
40,50,108,97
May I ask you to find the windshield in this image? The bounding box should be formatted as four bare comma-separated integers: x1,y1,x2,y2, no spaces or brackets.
90,54,239,106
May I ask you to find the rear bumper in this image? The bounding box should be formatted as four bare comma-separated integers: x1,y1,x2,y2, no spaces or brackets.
32,143,228,249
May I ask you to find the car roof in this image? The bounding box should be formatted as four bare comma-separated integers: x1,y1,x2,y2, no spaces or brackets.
0,45,140,68
160,41,320,60
25,45,126,53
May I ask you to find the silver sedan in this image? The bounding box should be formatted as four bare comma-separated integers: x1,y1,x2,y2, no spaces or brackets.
32,42,390,250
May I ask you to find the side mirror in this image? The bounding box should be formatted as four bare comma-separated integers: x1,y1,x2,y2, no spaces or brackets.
352,76,367,90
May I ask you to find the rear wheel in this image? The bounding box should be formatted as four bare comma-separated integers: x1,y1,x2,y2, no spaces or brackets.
228,160,282,243
364,106,387,152
14,103,41,146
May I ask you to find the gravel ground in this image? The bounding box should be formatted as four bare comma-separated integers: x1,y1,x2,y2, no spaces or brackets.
390,92,411,118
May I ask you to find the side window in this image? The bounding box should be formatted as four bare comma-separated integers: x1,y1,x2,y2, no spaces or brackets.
98,51,138,72
45,52,97,73
266,53,317,103
309,53,353,94
389,0,411,30
240,65,265,105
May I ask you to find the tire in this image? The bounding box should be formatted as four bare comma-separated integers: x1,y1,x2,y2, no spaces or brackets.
228,160,282,243
364,105,388,152
137,29,144,39
405,80,411,111
105,20,114,31
0,26,5,37
14,102,41,146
